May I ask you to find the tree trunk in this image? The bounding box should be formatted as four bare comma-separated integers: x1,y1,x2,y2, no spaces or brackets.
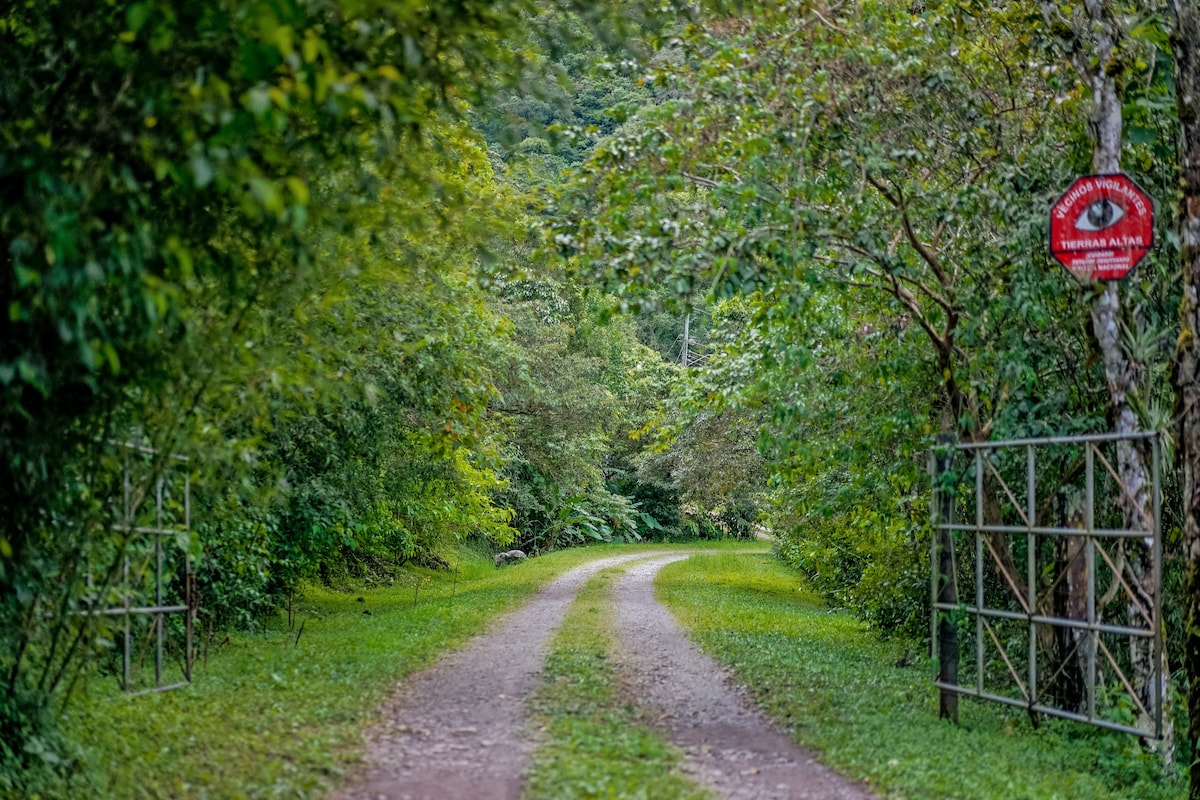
1078,0,1172,763
1036,0,1172,759
934,433,958,723
1168,0,1200,793
1095,279,1165,751
1051,496,1088,711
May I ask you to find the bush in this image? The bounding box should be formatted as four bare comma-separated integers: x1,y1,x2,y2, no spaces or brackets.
771,482,929,639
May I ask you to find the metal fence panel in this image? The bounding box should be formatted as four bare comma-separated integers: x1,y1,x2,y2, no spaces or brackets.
86,441,196,694
930,432,1162,738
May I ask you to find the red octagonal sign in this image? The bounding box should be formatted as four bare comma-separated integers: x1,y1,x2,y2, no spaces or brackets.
1050,174,1154,281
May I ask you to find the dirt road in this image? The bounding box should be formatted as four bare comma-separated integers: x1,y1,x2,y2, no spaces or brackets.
335,550,874,800
613,555,874,800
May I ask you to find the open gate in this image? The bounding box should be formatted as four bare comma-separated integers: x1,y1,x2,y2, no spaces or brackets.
930,432,1163,738
83,441,196,694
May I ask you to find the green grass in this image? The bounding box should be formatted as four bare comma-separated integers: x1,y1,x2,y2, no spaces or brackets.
43,542,746,800
524,566,711,800
656,552,1186,800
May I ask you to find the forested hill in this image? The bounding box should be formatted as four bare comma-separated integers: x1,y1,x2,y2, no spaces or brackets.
6,0,1200,794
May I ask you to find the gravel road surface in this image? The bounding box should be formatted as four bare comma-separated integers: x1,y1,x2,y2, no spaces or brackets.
334,552,666,800
612,555,876,800
335,550,875,800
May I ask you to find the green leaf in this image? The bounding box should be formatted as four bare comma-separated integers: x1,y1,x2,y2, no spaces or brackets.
15,265,40,287
16,358,39,386
190,152,213,188
286,177,310,206
102,343,121,375
126,3,151,33
1127,126,1157,146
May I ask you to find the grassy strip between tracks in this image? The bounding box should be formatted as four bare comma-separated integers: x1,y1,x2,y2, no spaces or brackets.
524,566,711,800
656,552,1185,800
32,542,756,800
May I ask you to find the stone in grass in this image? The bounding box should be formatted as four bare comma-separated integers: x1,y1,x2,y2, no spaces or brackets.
494,549,527,567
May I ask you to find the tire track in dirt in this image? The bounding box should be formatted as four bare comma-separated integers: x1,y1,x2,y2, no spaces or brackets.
334,551,670,800
612,555,877,800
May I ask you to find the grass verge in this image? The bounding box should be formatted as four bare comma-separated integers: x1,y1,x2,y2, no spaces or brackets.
45,542,750,799
524,566,711,800
656,552,1185,800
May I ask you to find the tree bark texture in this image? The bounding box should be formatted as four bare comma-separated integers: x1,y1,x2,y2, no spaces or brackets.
1083,0,1123,175
1168,0,1200,794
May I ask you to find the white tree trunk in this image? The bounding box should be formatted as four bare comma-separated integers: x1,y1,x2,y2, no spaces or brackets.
1045,0,1172,763
1086,0,1173,765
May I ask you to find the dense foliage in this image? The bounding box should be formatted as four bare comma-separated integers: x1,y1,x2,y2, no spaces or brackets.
552,0,1182,636
0,1,757,791
6,0,1200,793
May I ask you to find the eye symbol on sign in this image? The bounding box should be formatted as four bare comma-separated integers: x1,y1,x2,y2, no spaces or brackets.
1075,199,1126,231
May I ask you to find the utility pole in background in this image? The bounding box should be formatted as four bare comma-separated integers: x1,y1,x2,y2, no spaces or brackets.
681,313,691,367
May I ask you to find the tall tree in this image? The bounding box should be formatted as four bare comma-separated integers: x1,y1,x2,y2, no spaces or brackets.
1039,0,1173,760
1168,0,1200,791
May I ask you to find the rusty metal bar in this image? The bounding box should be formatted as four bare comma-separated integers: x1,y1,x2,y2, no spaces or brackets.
931,604,1153,638
123,447,132,692
935,432,1162,740
127,682,190,698
929,450,939,677
982,535,1031,614
955,432,1158,449
1086,444,1096,722
985,457,1031,527
185,470,193,684
938,524,1148,539
933,683,1158,738
982,616,1028,700
1093,540,1153,625
1097,635,1154,725
155,476,164,689
123,557,131,692
976,449,984,695
1092,445,1155,531
110,439,189,461
1027,444,1037,711
111,525,190,536
76,605,190,617
1153,435,1163,736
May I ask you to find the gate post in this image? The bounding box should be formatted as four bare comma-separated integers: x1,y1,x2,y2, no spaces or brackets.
932,434,959,723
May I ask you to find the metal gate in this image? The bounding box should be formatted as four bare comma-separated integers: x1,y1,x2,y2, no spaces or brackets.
87,441,196,694
930,432,1163,738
